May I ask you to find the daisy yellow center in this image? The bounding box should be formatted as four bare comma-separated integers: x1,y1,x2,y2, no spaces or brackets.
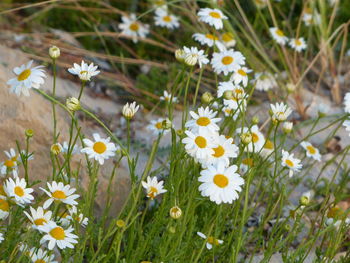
234,89,243,96
80,70,88,75
276,29,284,37
129,22,139,31
225,108,232,114
0,199,9,211
252,132,259,143
242,158,253,166
327,207,342,219
205,34,218,40
238,69,247,76
195,136,207,148
222,32,233,42
93,142,107,154
14,186,24,197
285,159,294,167
212,145,225,158
264,140,274,149
196,117,211,126
207,236,220,245
4,159,16,168
147,186,158,199
209,11,221,19
213,174,229,188
163,15,172,22
155,122,163,129
50,226,65,240
222,56,234,65
35,260,46,263
52,190,67,199
306,145,316,154
295,39,302,46
17,69,31,81
34,218,47,226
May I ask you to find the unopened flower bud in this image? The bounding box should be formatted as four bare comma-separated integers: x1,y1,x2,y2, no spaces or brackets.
299,196,309,206
168,226,176,234
122,101,139,120
201,92,214,104
66,97,81,112
51,143,62,155
25,129,34,138
175,49,185,63
176,129,184,136
116,219,126,228
169,206,182,219
240,132,252,144
49,46,60,59
282,122,293,134
223,90,234,100
252,116,259,124
184,54,197,67
286,83,296,93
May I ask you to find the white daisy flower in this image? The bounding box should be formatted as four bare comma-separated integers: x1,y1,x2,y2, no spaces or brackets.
253,72,277,91
183,46,209,68
211,49,246,76
197,232,223,250
62,141,80,155
217,81,246,100
4,177,34,206
230,67,252,87
66,206,89,227
141,176,167,199
122,101,140,120
40,181,79,209
38,221,78,250
343,120,350,135
222,105,240,120
0,232,3,244
343,92,350,113
220,32,236,48
24,206,52,230
7,60,46,96
192,33,225,50
302,10,321,26
223,98,247,115
260,140,274,159
281,149,302,177
119,13,149,43
204,135,238,167
197,8,228,30
198,162,244,204
160,90,178,103
236,125,265,153
0,196,10,220
240,158,254,174
0,148,20,177
28,247,58,263
300,141,321,162
270,102,292,122
68,60,100,81
182,130,216,161
289,37,307,52
81,133,117,165
154,8,180,29
147,118,171,136
58,211,71,227
185,106,221,134
269,27,288,45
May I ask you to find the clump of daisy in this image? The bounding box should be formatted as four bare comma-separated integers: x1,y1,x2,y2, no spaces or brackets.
81,133,117,165
38,221,78,250
198,162,244,204
270,102,292,122
4,177,34,206
160,90,178,103
269,27,288,45
197,8,228,30
142,176,167,199
300,141,321,162
183,46,209,68
281,150,302,177
211,49,246,76
154,8,179,29
119,13,149,43
68,60,100,81
289,37,307,52
40,181,79,209
197,232,223,250
7,60,46,96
